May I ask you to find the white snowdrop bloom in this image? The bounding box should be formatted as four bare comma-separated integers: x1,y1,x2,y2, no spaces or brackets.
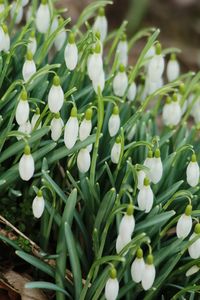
64,32,78,71
2,25,10,52
92,70,105,94
22,51,36,82
105,268,119,300
50,113,64,141
127,82,137,102
31,108,41,130
28,31,37,55
186,265,200,277
149,149,163,184
148,76,163,94
188,223,200,259
144,46,155,62
19,145,35,181
50,16,58,34
17,121,32,140
141,255,156,291
22,0,29,6
148,43,164,82
77,148,91,173
0,26,5,52
10,1,23,24
0,1,5,14
87,143,93,152
36,0,51,34
111,137,121,164
79,108,92,141
15,90,29,126
32,190,45,219
176,205,192,239
131,248,145,283
55,28,67,51
137,177,154,213
64,107,79,149
166,53,180,82
137,170,146,190
186,154,199,187
93,7,108,42
119,205,135,240
48,75,64,113
127,124,136,141
144,150,154,181
87,42,103,82
162,95,181,127
113,64,128,97
116,234,131,254
116,35,128,66
108,106,120,137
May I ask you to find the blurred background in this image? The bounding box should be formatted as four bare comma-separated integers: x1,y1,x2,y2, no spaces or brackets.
57,0,200,70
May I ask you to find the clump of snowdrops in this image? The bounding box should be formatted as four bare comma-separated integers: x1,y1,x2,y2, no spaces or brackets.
0,0,200,299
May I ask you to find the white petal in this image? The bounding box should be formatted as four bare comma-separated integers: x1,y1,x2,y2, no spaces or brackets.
64,117,79,149
131,257,145,283
116,40,128,66
19,154,35,181
4,34,10,52
141,264,156,290
55,30,67,51
137,186,154,213
127,124,136,141
36,4,51,34
17,121,32,140
127,82,137,102
113,72,128,97
144,157,154,181
137,170,146,190
0,27,6,52
16,100,29,125
167,60,180,82
188,233,200,259
119,214,135,239
28,37,37,55
10,3,23,24
111,143,121,164
92,70,105,94
77,148,91,173
116,234,131,254
150,157,163,184
105,278,119,300
93,16,108,42
186,161,199,187
32,196,45,218
79,119,92,141
64,43,78,71
148,54,164,82
22,0,29,6
22,60,36,82
186,265,200,277
176,214,192,239
108,114,120,137
50,117,64,141
31,114,41,130
87,53,103,82
48,85,64,113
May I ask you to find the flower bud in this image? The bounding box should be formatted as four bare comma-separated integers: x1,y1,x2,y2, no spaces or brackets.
32,190,45,219
131,248,145,283
162,95,181,126
15,90,30,125
105,268,119,300
137,177,154,213
64,107,79,149
79,108,92,141
186,154,199,187
186,265,200,277
188,223,200,259
119,205,135,240
93,7,108,42
141,254,156,290
19,145,35,181
64,33,78,71
48,76,64,113
87,42,103,82
148,42,164,82
50,113,64,141
166,53,180,82
113,64,128,97
111,137,121,164
176,205,192,239
127,81,137,102
22,51,36,82
116,34,128,67
36,1,51,34
77,148,91,173
108,106,120,137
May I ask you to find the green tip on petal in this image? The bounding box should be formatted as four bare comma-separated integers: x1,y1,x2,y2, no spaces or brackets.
95,31,101,40
155,42,162,55
68,32,75,44
26,50,33,61
41,0,48,4
98,7,105,16
94,42,101,54
179,83,185,95
166,96,171,104
147,150,153,158
21,90,27,101
136,248,143,259
185,204,192,216
35,107,40,115
121,33,127,41
54,112,60,119
127,204,134,216
24,145,31,155
172,93,178,102
30,30,35,38
170,53,176,61
85,108,93,120
71,107,77,117
2,24,8,34
191,153,197,162
119,64,125,73
113,105,119,115
37,189,43,197
194,223,200,234
144,177,150,186
147,254,154,265
116,136,121,144
155,148,160,158
109,267,117,279
53,75,60,86
58,16,64,25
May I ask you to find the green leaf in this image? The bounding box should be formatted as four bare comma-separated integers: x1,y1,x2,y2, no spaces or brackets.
25,281,72,298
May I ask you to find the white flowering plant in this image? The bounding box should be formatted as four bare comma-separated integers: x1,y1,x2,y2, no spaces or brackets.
0,0,200,299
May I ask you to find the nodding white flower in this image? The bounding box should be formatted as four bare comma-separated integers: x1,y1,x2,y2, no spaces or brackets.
64,107,79,149
127,124,137,141
190,95,200,124
144,46,155,64
116,233,131,254
50,16,67,51
0,1,5,14
111,137,121,164
15,90,29,126
186,265,200,277
22,51,36,82
28,31,37,55
93,7,108,42
186,153,199,187
148,76,163,95
137,170,146,190
92,70,105,94
131,248,145,283
141,254,156,291
119,204,135,239
0,25,5,52
147,148,163,184
188,223,200,259
162,95,181,127
127,81,137,102
87,42,103,82
77,148,91,173
64,32,78,71
144,150,154,181
137,177,154,213
108,106,120,137
32,190,45,219
17,121,32,140
176,204,192,239
19,145,35,181
2,24,10,52
167,53,180,82
113,64,128,97
116,34,128,67
36,0,51,34
31,108,41,130
148,43,164,82
48,75,64,113
105,268,119,300
79,108,92,141
50,113,64,141
10,1,23,24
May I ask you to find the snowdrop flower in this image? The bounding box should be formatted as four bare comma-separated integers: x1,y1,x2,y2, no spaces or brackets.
137,177,154,213
166,53,180,82
64,107,79,149
108,106,120,137
131,248,145,283
105,268,119,300
22,51,36,82
144,150,154,181
188,223,200,259
144,46,155,66
176,204,192,239
116,234,131,254
48,75,64,113
19,145,35,181
32,189,45,219
162,95,181,127
17,121,32,140
186,153,199,187
77,148,91,173
50,113,64,141
0,0,5,14
93,7,108,42
36,0,51,34
64,32,78,71
87,42,103,82
31,108,41,130
10,1,23,24
127,81,137,102
150,148,163,184
141,254,156,291
116,34,128,67
111,137,121,164
127,123,137,141
2,24,10,52
0,25,5,52
15,90,29,126
119,204,135,240
148,42,164,82
28,31,37,55
92,69,105,94
79,108,92,141
186,265,200,277
113,64,128,97
137,170,146,190
54,17,67,51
